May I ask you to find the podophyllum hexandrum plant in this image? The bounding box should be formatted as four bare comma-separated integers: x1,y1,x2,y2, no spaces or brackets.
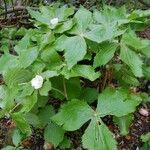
0,4,150,150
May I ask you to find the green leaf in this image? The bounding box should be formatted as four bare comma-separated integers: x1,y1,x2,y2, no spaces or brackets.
41,70,58,79
64,36,87,69
0,85,6,100
12,129,22,146
61,65,100,81
97,87,142,117
1,146,15,150
19,47,39,68
51,77,81,100
1,87,18,110
141,132,150,143
44,122,65,147
93,6,128,25
39,32,55,50
71,7,92,34
19,83,34,97
140,132,150,150
143,66,150,79
27,7,49,25
54,35,68,52
79,87,98,104
129,9,150,19
11,112,31,135
4,68,32,88
84,25,124,43
52,99,94,131
82,120,117,150
21,91,37,112
38,105,55,127
25,113,40,127
0,54,18,74
59,137,71,149
39,80,52,96
94,42,118,67
120,44,143,77
55,19,75,33
14,34,30,54
113,114,134,135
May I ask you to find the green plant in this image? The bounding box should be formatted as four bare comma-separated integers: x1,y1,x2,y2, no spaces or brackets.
0,4,150,149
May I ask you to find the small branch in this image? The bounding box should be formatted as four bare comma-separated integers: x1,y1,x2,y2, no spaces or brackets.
3,0,7,19
51,87,66,98
63,78,68,100
0,14,29,22
138,0,150,7
0,6,38,16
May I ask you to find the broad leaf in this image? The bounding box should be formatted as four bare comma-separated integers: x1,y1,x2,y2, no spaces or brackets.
79,87,98,104
21,91,37,112
12,129,22,146
0,54,18,74
38,105,55,127
113,114,134,135
51,77,81,100
61,65,100,81
85,25,124,43
64,36,87,69
44,122,65,147
11,112,31,135
4,68,32,88
94,42,118,67
82,119,117,150
39,80,52,96
18,47,39,68
120,44,143,77
52,99,94,131
97,87,142,117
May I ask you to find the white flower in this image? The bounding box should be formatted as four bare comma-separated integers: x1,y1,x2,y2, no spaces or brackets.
31,75,44,89
50,17,59,26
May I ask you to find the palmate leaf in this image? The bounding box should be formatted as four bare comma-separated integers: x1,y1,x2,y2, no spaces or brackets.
69,7,92,34
52,99,94,131
11,112,31,135
96,87,142,117
113,114,134,135
51,77,81,100
84,24,124,43
64,36,87,69
82,119,117,150
120,44,143,77
18,47,39,68
44,122,65,148
94,42,118,67
21,91,37,113
122,31,150,58
4,68,33,88
93,6,128,26
61,65,100,81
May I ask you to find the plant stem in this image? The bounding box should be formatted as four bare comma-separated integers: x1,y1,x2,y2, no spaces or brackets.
51,87,66,98
63,77,68,100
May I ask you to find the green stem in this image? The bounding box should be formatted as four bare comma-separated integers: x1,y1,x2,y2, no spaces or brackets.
51,87,66,98
63,77,68,100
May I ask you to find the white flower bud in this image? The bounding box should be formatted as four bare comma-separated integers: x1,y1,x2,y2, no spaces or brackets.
50,17,59,26
31,75,44,89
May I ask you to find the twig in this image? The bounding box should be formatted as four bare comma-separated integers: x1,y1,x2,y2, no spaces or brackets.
0,14,29,22
0,6,38,16
3,0,7,19
138,0,150,7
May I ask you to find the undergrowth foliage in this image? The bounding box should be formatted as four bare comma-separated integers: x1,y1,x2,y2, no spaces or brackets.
0,4,150,150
